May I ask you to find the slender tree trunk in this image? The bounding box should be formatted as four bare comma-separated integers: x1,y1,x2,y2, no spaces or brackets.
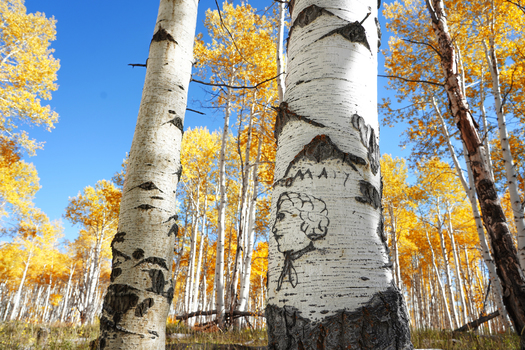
426,0,525,344
10,245,33,321
484,40,525,269
276,1,286,104
266,0,412,347
60,265,75,323
99,0,198,347
215,88,233,328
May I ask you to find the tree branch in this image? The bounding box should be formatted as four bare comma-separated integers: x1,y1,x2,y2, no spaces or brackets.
378,74,444,87
454,311,500,332
402,38,442,59
191,73,283,90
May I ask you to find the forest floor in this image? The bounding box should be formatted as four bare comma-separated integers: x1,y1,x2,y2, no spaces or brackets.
0,321,520,349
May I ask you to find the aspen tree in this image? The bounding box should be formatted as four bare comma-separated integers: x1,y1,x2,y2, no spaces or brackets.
266,0,412,347
425,0,525,345
99,0,198,348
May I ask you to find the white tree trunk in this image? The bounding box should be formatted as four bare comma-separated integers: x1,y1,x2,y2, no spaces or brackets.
266,0,412,347
215,89,232,328
10,245,33,321
434,96,510,325
99,0,198,347
276,1,286,104
484,41,525,270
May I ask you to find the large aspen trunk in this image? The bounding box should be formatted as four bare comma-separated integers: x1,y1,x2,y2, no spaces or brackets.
426,0,525,345
266,0,412,348
98,0,198,348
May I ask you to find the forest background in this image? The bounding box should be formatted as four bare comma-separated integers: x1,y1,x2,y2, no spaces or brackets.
2,0,524,337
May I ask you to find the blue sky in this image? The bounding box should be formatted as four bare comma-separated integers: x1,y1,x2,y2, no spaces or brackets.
22,0,409,242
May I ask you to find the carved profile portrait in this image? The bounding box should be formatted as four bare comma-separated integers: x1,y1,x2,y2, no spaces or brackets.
272,192,329,291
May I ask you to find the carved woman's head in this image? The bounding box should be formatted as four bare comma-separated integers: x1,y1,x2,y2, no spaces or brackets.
272,192,329,253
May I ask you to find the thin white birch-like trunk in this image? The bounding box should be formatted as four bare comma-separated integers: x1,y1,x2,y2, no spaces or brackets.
10,245,33,321
433,96,510,325
484,41,525,270
238,137,262,314
425,227,453,328
60,265,75,323
215,88,232,328
99,0,198,347
276,1,286,103
266,0,411,347
446,207,468,324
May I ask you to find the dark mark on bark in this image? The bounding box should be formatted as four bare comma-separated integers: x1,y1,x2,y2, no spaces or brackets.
351,114,380,175
112,232,126,246
361,276,370,281
132,249,145,260
275,135,365,188
134,257,169,271
318,167,328,179
164,286,174,303
165,214,179,237
151,196,164,200
266,284,412,350
274,102,326,141
318,21,371,52
165,117,184,134
111,248,131,265
152,26,177,44
148,330,159,338
356,180,380,209
136,204,156,211
375,17,382,48
135,298,154,317
169,110,176,114
139,181,162,192
289,5,335,42
175,166,183,182
110,268,122,282
101,284,140,327
147,269,167,295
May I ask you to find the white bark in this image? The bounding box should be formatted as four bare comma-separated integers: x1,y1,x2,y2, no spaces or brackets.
215,89,232,328
276,1,286,103
484,41,525,270
100,0,198,348
267,0,411,347
433,96,510,325
10,244,33,321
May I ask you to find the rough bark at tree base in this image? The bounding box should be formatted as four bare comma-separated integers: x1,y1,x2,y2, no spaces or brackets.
266,285,413,350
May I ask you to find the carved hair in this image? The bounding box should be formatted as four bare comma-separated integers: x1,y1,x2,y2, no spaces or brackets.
277,192,329,241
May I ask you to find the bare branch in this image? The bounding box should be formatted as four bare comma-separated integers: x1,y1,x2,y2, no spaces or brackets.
191,73,283,90
378,74,444,87
402,38,442,59
186,108,205,115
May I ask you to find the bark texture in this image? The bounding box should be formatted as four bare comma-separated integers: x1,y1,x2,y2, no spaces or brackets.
267,0,412,348
98,0,198,348
266,285,411,350
426,0,525,345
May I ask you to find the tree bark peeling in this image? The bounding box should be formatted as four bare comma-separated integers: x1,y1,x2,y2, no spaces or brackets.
266,285,412,350
356,180,380,209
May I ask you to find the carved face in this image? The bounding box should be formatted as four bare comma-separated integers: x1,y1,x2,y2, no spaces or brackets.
272,207,309,253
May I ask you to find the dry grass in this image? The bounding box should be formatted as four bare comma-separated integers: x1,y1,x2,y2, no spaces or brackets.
410,328,520,350
0,321,521,349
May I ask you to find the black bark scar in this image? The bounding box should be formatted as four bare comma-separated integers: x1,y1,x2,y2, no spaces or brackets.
132,249,145,260
266,284,412,350
288,5,336,43
135,298,154,317
134,257,169,271
274,102,326,141
356,180,380,209
165,117,184,134
135,204,156,210
110,268,122,282
101,284,140,326
147,269,167,295
319,21,371,51
351,114,380,175
165,214,179,237
152,26,177,44
275,135,366,188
